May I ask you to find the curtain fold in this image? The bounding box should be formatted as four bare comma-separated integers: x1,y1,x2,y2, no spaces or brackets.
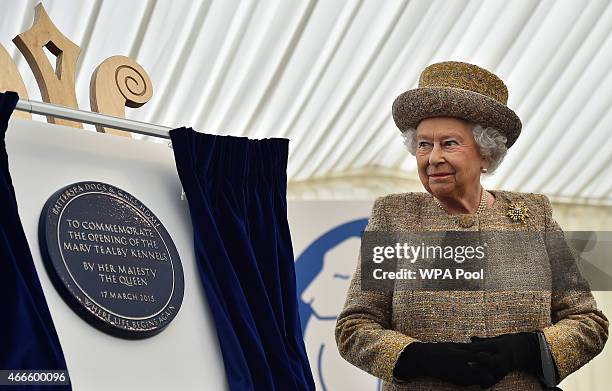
170,127,315,391
0,92,71,389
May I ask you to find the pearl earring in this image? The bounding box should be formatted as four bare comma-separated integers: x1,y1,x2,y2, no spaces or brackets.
481,167,488,173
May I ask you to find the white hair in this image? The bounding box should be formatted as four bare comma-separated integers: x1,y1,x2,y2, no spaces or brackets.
401,123,508,174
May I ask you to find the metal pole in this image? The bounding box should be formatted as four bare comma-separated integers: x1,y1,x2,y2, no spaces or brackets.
15,98,173,139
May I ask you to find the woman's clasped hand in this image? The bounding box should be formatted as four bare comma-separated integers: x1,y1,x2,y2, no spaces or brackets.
393,332,541,389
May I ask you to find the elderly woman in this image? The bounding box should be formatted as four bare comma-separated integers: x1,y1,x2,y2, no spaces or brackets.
335,61,608,390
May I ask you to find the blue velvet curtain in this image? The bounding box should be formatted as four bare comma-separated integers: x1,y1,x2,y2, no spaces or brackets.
0,92,71,389
170,127,315,391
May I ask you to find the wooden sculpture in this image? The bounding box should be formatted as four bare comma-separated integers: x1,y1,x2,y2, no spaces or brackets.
4,2,154,138
0,44,31,120
13,3,82,128
90,56,153,137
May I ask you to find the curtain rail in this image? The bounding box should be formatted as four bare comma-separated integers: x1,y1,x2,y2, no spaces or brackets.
15,98,173,139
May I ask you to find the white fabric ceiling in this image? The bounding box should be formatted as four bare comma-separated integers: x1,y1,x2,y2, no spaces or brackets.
1,0,611,204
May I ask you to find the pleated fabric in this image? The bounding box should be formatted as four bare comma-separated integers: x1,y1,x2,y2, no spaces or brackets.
0,92,71,390
170,127,315,391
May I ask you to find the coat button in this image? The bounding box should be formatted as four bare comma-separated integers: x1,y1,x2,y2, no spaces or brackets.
455,215,475,228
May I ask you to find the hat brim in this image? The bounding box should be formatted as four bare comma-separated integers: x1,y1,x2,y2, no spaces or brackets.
392,87,522,148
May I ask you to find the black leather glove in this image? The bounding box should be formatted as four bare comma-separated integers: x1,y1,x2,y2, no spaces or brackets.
469,332,542,387
393,341,496,386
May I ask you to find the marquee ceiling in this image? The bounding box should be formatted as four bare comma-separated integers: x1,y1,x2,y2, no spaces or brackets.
1,0,611,204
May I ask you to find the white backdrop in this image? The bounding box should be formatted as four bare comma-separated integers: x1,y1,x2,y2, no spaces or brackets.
6,118,227,391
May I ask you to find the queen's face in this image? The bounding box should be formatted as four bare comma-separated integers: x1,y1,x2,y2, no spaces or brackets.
415,117,485,199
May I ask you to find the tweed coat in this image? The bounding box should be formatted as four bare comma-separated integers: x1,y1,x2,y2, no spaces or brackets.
335,190,609,390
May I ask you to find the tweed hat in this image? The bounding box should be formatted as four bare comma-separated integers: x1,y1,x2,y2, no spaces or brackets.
392,61,522,148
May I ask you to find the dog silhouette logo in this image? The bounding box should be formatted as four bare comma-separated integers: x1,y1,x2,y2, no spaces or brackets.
295,219,382,391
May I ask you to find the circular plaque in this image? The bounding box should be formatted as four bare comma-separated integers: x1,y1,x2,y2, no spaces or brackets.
39,181,184,339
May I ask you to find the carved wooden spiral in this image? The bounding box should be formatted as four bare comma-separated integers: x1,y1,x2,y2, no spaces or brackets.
91,55,153,137
115,64,151,108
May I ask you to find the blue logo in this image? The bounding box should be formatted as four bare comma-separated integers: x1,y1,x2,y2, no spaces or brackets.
296,219,381,391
